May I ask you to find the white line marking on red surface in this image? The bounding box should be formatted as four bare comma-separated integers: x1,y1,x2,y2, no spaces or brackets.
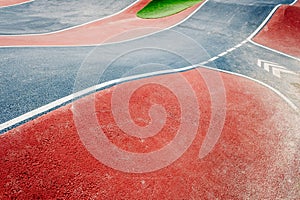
0,0,140,36
247,0,300,61
1,0,299,133
1,62,298,133
203,66,299,112
247,5,281,40
248,40,300,62
0,0,209,47
0,0,33,8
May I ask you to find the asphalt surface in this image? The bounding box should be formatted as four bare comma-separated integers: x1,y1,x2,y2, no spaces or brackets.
0,0,299,131
0,0,202,46
0,0,136,35
1,68,299,199
206,42,300,107
253,2,300,57
0,0,299,198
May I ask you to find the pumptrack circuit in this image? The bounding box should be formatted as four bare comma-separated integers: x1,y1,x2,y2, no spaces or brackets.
0,0,299,199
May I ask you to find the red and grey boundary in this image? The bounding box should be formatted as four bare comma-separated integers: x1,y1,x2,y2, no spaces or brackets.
0,0,299,199
1,68,299,199
0,0,33,8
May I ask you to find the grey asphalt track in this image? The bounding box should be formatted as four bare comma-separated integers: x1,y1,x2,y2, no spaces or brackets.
0,0,135,35
0,0,299,133
206,43,300,106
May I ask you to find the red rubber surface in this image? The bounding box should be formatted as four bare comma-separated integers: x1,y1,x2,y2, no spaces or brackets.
0,0,204,46
0,0,31,7
1,69,299,199
253,1,300,58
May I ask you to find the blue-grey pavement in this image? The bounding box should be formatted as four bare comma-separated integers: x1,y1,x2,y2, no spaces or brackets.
0,0,298,131
0,0,136,35
206,43,300,106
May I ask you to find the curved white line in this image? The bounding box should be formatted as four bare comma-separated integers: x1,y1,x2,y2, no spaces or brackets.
0,0,209,48
247,4,281,40
248,0,300,61
0,0,34,8
0,0,140,36
1,0,299,132
248,0,299,39
0,61,298,133
199,38,299,112
291,0,299,6
248,40,300,62
202,66,299,112
0,0,210,132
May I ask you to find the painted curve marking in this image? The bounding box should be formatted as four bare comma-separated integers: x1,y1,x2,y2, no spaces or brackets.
0,0,33,8
0,0,205,47
251,0,300,59
1,68,299,199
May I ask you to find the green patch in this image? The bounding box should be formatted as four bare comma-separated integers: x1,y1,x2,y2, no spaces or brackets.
137,0,203,19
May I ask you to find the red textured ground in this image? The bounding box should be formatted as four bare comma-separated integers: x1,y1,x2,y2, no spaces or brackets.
253,1,300,58
0,0,31,7
1,68,299,199
0,0,204,46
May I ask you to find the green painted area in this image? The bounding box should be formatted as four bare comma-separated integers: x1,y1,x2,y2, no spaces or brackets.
137,0,203,19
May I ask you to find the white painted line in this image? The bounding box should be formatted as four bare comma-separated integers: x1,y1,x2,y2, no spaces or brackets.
204,39,248,64
0,0,210,131
235,43,243,48
257,59,284,72
201,66,299,112
0,0,34,8
1,58,298,133
197,40,298,111
247,4,281,40
257,58,298,78
257,59,279,66
247,0,300,61
200,61,209,65
291,0,299,6
272,67,297,78
226,47,236,53
0,66,195,132
1,0,299,132
0,0,209,48
208,56,219,62
0,0,140,36
191,1,299,64
249,40,300,62
218,52,227,57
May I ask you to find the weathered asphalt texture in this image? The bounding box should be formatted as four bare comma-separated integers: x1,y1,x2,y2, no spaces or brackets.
0,0,135,35
0,0,298,131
